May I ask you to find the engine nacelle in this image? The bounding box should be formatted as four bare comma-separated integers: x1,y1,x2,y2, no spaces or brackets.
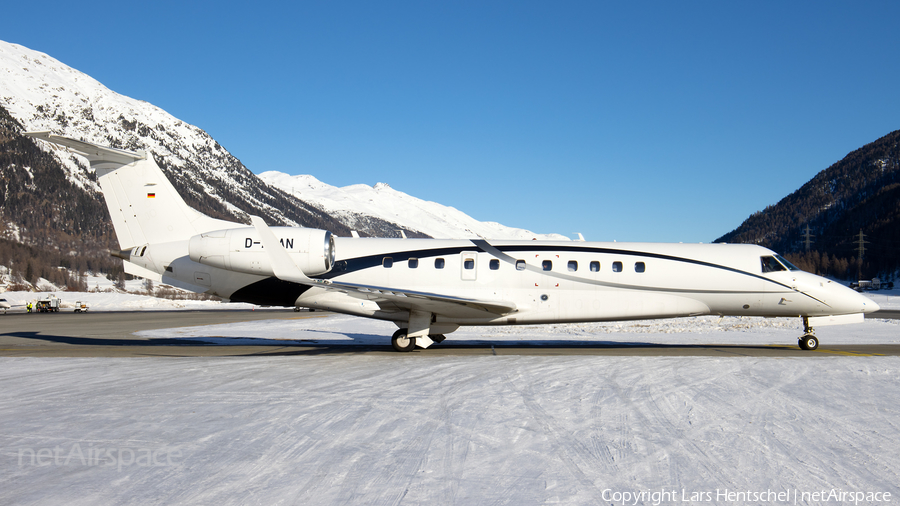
188,226,335,277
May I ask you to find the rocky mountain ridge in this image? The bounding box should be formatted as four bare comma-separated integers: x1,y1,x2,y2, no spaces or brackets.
716,129,900,278
0,40,564,244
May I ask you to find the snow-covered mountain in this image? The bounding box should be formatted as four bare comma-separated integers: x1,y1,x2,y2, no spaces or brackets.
259,172,568,240
0,40,340,232
0,40,563,240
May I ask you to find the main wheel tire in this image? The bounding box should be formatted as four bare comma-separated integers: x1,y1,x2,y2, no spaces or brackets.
392,329,416,352
799,335,819,351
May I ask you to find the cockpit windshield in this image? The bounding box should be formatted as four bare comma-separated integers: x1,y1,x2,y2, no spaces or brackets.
774,254,800,271
761,255,799,273
761,256,784,272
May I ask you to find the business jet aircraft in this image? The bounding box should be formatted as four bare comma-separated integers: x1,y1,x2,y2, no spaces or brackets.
26,131,878,351
0,297,27,314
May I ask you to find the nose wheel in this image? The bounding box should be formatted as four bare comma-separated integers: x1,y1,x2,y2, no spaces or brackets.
798,317,819,351
798,334,819,351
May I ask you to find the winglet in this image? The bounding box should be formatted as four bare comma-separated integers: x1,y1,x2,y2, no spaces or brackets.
250,215,313,284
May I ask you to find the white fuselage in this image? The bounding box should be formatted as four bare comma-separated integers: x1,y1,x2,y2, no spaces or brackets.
299,238,873,325
128,235,876,327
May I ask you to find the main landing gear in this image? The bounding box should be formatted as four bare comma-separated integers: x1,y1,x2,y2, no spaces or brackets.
798,317,819,351
391,329,416,352
390,329,446,352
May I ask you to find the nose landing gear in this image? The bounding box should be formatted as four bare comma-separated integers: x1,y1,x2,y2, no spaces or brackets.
798,317,819,351
799,334,819,351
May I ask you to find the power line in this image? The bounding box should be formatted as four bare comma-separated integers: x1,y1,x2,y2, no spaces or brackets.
802,224,815,252
856,229,869,280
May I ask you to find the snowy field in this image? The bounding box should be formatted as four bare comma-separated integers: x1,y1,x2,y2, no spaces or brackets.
864,290,900,310
0,270,257,311
1,289,256,312
1,292,899,505
134,309,900,347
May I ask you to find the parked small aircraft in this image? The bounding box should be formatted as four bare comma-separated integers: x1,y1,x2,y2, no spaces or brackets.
0,298,27,314
26,131,878,351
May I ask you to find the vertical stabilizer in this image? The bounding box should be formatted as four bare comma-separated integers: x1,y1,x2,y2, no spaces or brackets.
25,131,236,248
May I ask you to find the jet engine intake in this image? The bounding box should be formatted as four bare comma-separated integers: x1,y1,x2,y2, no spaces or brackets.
189,226,334,277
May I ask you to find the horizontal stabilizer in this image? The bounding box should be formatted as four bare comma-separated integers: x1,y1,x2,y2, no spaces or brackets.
25,131,146,168
26,131,236,248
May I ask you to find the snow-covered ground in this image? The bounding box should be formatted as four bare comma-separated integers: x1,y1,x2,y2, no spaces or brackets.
1,290,255,312
134,310,900,347
1,293,899,504
863,289,900,310
0,271,257,311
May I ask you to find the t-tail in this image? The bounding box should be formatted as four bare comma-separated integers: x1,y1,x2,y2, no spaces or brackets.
26,131,233,246
25,131,237,280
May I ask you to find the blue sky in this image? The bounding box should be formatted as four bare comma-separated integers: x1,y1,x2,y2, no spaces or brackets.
5,1,899,242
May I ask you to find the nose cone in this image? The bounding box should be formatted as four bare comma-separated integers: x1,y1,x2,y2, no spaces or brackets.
798,273,880,315
861,293,880,314
837,286,880,314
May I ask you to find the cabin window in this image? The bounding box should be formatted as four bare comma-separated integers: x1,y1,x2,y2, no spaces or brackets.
590,261,600,272
408,258,418,269
490,259,500,270
612,261,623,272
761,256,786,273
516,260,526,271
165,265,174,273
464,259,475,270
542,260,552,271
383,257,393,268
635,262,645,273
567,261,578,272
435,258,445,269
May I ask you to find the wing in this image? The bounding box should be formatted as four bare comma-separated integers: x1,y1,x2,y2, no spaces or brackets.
315,279,517,318
250,216,516,318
